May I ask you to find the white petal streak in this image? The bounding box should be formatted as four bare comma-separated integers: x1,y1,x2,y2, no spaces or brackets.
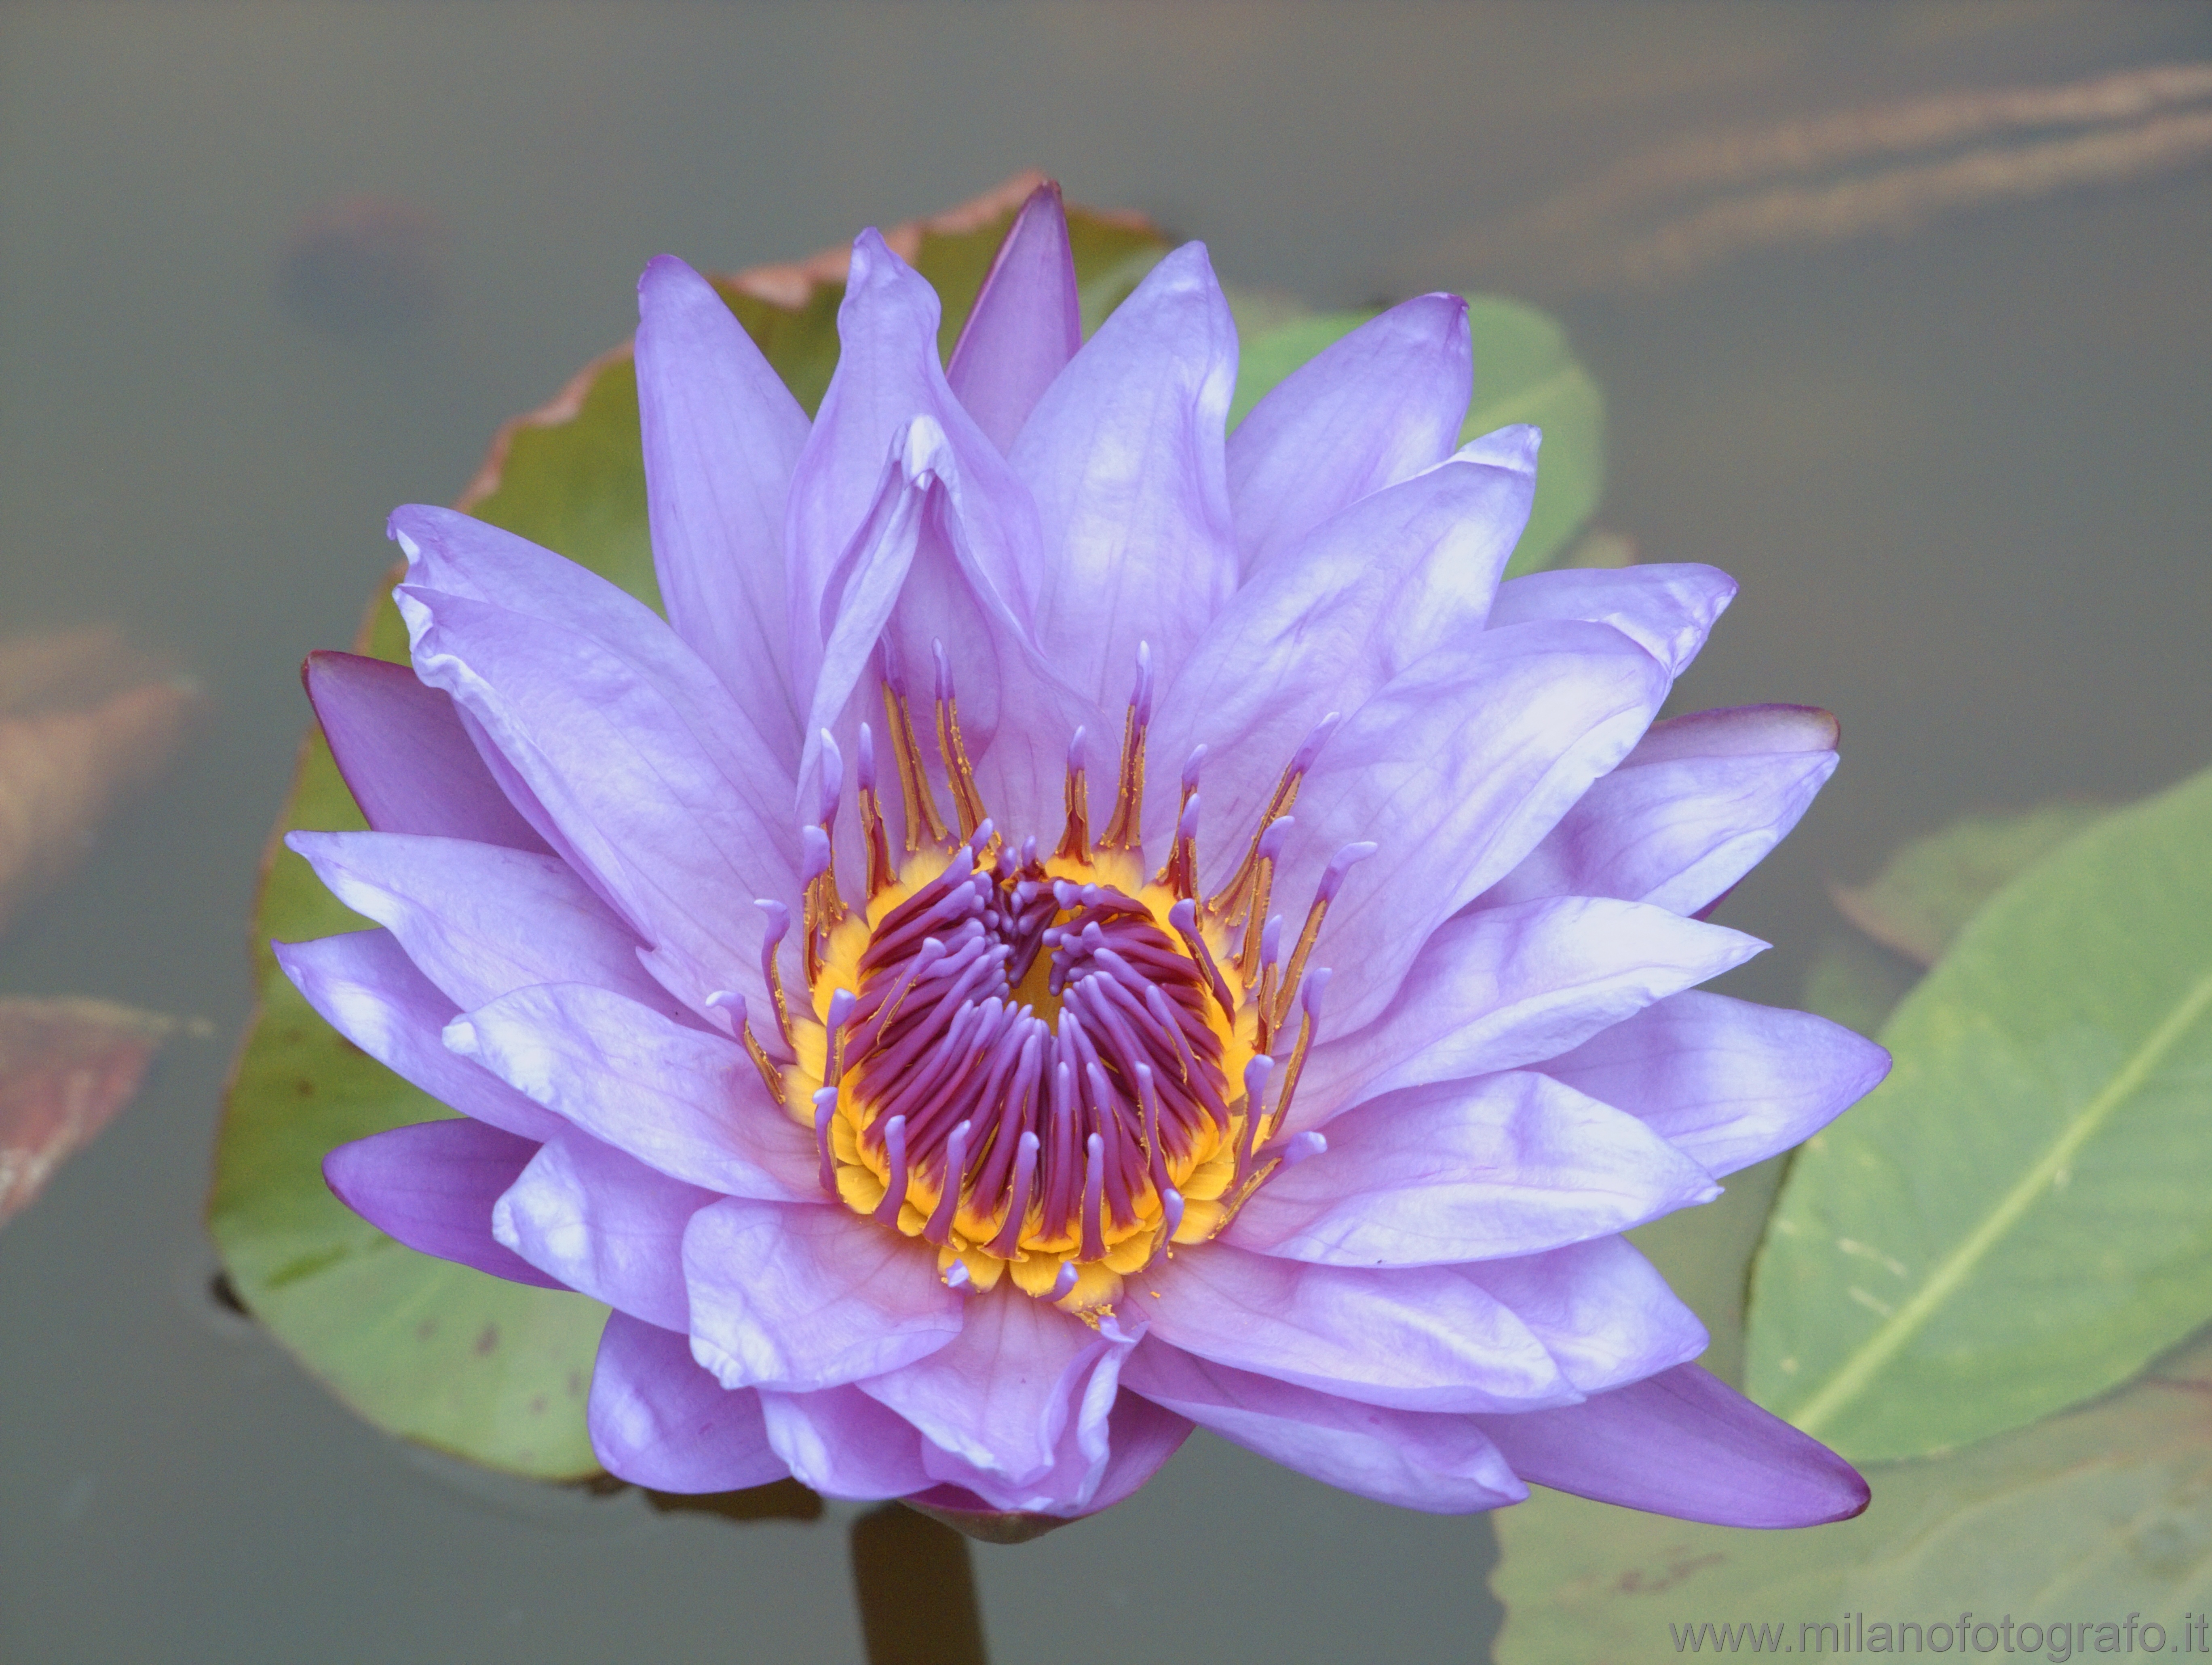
283,830,670,1016
1122,1341,1525,1514
1277,619,1671,1036
1127,1241,1576,1413
1226,1072,1719,1267
397,587,798,1017
683,1199,963,1392
1482,704,1840,917
1292,895,1763,1122
1147,434,1537,853
446,982,816,1202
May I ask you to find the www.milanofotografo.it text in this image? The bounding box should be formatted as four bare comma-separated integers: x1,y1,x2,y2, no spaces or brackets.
1669,1612,2212,1656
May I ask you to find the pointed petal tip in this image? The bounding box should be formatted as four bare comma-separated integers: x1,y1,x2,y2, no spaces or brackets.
1458,422,1543,474
847,226,905,284
636,251,710,304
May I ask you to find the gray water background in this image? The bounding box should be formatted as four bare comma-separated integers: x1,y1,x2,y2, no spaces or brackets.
3,2,2209,1659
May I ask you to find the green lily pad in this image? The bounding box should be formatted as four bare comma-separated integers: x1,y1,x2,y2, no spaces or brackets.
1494,1326,2212,1663
1746,761,2212,1462
1805,802,2117,1039
1833,801,2112,967
1226,297,1604,575
209,196,1171,1477
1802,931,1923,1039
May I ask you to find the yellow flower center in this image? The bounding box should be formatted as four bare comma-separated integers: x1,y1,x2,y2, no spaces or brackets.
733,648,1362,1317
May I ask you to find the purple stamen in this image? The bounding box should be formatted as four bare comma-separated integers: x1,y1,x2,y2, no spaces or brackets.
1239,1055,1275,1170
1317,841,1380,904
812,1087,840,1196
924,1119,973,1243
872,1114,910,1225
800,825,832,885
1081,1129,1108,1262
1290,710,1341,774
823,987,856,1084
817,729,844,823
988,1130,1041,1258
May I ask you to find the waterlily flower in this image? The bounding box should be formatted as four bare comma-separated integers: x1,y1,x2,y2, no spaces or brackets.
281,184,1884,1530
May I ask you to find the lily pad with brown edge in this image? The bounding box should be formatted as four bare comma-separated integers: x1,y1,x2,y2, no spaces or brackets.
208,173,1610,1479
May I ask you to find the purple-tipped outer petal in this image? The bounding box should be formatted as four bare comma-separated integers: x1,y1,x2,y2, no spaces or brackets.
1227,293,1473,577
587,1312,789,1494
946,181,1083,453
859,1288,1119,1488
445,982,818,1202
304,650,549,851
1486,704,1841,917
635,254,810,761
756,1384,935,1500
681,1198,963,1393
322,1119,564,1289
1123,1341,1527,1515
274,929,564,1144
1226,1072,1719,1267
1544,990,1891,1177
1473,1362,1870,1528
1129,1241,1575,1413
1290,896,1765,1125
493,1131,712,1332
1486,563,1737,679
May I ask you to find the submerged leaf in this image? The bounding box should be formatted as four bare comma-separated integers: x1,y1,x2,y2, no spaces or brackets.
0,629,198,930
1747,762,2212,1461
0,997,172,1225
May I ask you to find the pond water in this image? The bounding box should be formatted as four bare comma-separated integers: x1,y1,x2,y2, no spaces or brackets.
3,3,2209,1659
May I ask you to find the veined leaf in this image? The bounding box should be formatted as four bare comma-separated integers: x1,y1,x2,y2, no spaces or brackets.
1747,761,2212,1461
1495,1328,2212,1664
1832,801,2111,967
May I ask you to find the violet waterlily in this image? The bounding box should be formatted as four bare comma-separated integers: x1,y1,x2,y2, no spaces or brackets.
283,184,1883,1528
